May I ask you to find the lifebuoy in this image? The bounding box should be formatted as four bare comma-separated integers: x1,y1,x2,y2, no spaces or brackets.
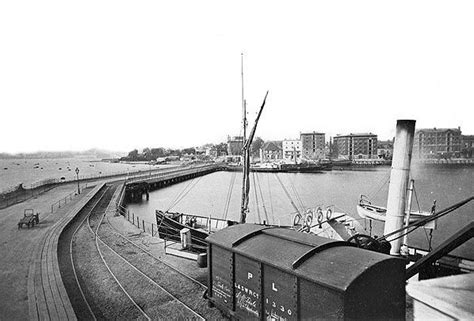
316,207,323,224
293,214,302,226
326,208,332,220
305,213,313,227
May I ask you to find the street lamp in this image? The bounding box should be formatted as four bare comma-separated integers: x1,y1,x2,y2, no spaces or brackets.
75,167,80,194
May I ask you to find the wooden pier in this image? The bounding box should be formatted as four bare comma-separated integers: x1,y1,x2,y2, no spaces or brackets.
124,164,224,202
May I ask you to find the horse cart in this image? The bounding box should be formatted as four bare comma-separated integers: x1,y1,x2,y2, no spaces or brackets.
18,209,40,229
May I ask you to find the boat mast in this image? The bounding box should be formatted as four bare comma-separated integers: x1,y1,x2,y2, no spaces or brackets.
240,91,269,223
401,179,415,255
240,53,248,223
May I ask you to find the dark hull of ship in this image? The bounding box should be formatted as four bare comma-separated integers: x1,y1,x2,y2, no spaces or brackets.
155,210,239,253
155,210,210,252
226,163,329,173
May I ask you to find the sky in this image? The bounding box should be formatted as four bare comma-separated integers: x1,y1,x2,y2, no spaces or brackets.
1,1,473,154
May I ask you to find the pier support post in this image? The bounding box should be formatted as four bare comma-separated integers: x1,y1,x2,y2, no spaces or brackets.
384,120,416,255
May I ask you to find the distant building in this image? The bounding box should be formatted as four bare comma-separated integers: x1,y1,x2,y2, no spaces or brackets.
260,141,283,161
461,135,474,158
413,127,462,159
227,135,244,156
333,133,378,159
300,132,325,160
282,139,302,161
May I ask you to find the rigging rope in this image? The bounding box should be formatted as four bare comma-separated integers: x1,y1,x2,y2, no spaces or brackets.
166,178,195,212
255,172,269,224
275,173,301,215
223,172,236,221
413,185,422,213
251,172,262,223
287,175,305,212
367,173,390,200
379,196,474,243
267,174,275,223
166,176,203,212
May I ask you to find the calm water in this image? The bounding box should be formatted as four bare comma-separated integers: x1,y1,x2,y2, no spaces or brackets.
0,158,157,192
128,165,474,259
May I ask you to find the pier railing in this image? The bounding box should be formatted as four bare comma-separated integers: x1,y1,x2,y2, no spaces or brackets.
0,164,210,210
49,184,89,213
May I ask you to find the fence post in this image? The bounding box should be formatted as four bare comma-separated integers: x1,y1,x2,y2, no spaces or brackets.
142,220,145,232
137,217,139,228
132,213,134,224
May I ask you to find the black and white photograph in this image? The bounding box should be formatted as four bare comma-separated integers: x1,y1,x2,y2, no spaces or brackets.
0,1,473,320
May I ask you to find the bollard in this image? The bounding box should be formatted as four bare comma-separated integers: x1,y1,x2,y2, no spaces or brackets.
132,213,134,224
137,217,139,228
143,220,145,232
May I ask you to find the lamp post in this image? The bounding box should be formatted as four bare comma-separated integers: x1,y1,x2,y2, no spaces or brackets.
75,167,80,194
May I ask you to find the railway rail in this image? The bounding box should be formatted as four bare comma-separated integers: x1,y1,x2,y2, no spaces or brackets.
62,183,218,319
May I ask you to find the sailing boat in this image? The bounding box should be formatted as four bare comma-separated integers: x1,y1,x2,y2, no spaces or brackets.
155,54,270,252
154,93,269,252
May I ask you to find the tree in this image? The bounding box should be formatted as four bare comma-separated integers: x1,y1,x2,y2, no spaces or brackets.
151,148,165,158
182,147,196,155
128,149,139,158
216,142,228,156
250,137,264,156
142,148,152,160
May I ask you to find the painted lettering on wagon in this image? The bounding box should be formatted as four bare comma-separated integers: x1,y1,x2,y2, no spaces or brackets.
212,275,232,303
235,282,260,317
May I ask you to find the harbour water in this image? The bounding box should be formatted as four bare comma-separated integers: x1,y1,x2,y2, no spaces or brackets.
0,158,158,192
127,165,474,259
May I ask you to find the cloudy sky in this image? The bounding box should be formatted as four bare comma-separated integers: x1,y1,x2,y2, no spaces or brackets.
1,1,473,153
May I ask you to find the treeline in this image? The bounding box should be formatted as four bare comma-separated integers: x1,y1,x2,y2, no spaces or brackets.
120,137,266,162
120,143,229,162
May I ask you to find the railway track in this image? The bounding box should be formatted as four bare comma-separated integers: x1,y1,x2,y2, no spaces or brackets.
97,216,221,319
63,183,218,320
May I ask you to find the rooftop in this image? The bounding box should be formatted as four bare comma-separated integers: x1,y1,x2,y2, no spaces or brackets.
334,133,377,138
416,127,461,133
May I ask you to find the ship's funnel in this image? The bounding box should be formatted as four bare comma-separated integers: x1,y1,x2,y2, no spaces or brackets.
383,120,416,255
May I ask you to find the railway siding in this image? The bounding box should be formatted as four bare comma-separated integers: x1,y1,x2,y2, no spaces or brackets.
28,183,105,321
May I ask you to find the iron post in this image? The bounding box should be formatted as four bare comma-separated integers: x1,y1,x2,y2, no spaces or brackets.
75,167,80,194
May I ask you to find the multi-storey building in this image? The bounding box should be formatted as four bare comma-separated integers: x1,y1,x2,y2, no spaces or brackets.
300,132,325,160
333,133,378,159
260,141,283,161
413,128,462,159
282,139,302,161
227,135,244,156
461,135,474,158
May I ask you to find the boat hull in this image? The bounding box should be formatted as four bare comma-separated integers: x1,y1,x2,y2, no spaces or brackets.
155,210,210,251
356,204,433,224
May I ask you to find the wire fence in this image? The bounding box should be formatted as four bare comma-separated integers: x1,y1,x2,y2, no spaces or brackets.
50,183,89,213
122,209,160,237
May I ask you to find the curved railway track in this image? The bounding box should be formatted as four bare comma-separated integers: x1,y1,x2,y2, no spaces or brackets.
61,183,219,320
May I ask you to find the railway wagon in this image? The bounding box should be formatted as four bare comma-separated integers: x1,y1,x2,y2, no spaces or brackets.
206,224,405,320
